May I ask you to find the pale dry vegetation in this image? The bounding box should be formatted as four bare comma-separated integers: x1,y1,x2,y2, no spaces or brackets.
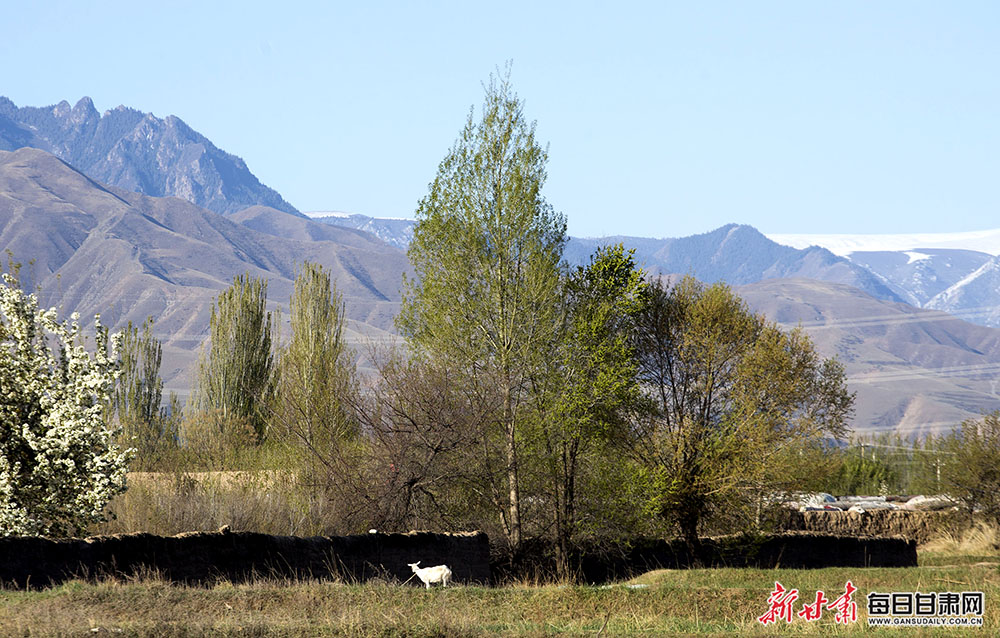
2,554,999,637
93,470,344,537
921,520,1000,558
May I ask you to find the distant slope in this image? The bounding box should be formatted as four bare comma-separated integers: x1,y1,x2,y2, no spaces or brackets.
924,256,1000,328
0,96,300,217
767,228,1000,257
0,148,405,396
768,228,1000,328
307,211,414,250
570,224,906,303
739,278,1000,437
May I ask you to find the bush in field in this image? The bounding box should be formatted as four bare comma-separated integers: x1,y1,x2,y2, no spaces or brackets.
0,272,130,536
939,411,1000,523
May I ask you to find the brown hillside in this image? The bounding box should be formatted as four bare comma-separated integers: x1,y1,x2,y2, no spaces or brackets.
0,147,407,397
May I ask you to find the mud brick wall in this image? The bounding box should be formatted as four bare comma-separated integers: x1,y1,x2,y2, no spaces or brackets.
0,529,490,589
777,510,958,544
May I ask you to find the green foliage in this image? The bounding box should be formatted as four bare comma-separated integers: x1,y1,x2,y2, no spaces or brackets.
114,316,178,467
552,244,645,435
274,262,359,470
630,276,853,548
398,67,566,552
0,272,130,536
938,411,1000,522
832,450,897,496
115,317,163,426
194,273,276,443
530,244,646,577
820,434,949,497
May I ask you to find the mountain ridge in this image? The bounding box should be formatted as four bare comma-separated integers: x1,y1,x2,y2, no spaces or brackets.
316,212,1000,329
0,147,405,397
739,278,1000,437
0,96,300,218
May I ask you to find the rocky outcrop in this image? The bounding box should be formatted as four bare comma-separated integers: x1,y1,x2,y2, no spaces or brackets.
0,96,299,216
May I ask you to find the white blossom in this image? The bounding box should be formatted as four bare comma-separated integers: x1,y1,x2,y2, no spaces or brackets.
0,273,132,536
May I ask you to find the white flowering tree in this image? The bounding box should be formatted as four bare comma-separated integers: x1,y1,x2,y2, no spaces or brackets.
0,273,131,536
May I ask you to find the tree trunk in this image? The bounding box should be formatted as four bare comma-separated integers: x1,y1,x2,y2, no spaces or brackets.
555,440,578,582
504,383,521,558
679,510,703,567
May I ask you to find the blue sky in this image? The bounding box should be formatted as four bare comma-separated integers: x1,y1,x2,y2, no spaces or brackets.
5,1,999,238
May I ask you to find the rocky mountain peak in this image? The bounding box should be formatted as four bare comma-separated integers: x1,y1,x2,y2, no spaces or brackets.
71,97,98,122
0,96,301,217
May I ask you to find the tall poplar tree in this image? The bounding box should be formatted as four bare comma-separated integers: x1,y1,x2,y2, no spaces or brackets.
114,316,176,461
398,68,566,555
195,273,276,443
274,262,358,459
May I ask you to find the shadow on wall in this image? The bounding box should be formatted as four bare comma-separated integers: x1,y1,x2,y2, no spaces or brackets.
0,528,917,589
500,532,918,584
578,533,917,584
0,528,491,589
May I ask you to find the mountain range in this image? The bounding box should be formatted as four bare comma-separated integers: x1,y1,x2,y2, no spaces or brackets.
2,97,999,436
0,147,404,396
0,96,299,217
317,213,1000,331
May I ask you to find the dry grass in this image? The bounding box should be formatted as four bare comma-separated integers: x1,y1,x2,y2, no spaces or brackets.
92,471,345,537
2,558,998,637
921,520,1000,556
68,483,1000,635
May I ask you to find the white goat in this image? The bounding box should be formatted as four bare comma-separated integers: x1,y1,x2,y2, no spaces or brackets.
407,561,452,589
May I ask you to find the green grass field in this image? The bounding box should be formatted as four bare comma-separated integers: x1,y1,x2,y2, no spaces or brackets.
1,554,997,637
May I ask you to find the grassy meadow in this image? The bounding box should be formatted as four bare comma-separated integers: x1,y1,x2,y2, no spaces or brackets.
1,541,997,637
4,476,998,636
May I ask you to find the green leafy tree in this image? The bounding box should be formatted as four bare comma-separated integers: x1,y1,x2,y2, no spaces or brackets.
115,317,163,426
398,69,566,554
114,316,178,465
630,276,853,555
0,272,131,536
938,411,1000,523
531,244,645,579
195,273,276,443
274,262,358,464
832,450,897,496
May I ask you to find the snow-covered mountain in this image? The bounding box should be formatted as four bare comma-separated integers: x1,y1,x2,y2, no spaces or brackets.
767,229,1000,257
924,257,1000,327
306,211,414,250
767,229,1000,328
308,213,1000,329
